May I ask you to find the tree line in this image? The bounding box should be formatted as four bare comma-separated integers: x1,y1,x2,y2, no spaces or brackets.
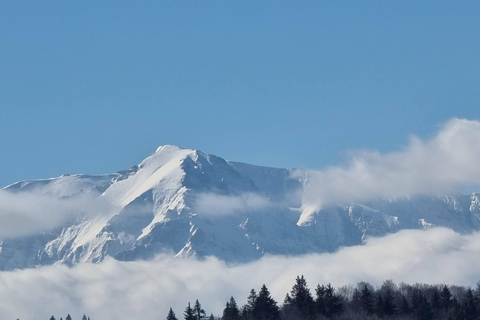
25,276,480,320
167,276,480,320
44,315,90,320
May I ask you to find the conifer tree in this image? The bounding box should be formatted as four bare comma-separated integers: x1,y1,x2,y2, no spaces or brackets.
283,293,292,308
411,287,423,311
66,314,72,320
350,288,362,311
399,295,411,315
475,281,480,304
376,294,384,318
450,297,462,319
464,288,478,320
246,289,257,313
184,302,196,320
281,293,295,319
222,297,240,320
377,280,396,316
431,288,441,315
82,314,87,320
289,275,314,319
440,285,452,312
167,307,178,320
323,283,344,317
415,295,434,320
315,284,326,315
360,284,374,314
253,284,280,320
50,316,56,320
193,299,206,320
242,288,257,319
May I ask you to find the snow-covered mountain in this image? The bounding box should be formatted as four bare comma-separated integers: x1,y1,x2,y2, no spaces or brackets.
1,145,480,270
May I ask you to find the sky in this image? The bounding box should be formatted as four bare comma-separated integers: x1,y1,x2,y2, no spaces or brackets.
1,1,480,188
2,3,480,318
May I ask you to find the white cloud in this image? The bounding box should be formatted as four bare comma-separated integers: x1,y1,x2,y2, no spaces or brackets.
194,192,271,216
1,227,480,320
298,118,480,207
0,190,117,238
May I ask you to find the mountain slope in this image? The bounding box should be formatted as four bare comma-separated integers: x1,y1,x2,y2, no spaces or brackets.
1,145,480,270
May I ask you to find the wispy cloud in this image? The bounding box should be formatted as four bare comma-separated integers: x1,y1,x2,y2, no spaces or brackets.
0,190,117,238
1,227,480,320
298,118,480,207
194,193,271,216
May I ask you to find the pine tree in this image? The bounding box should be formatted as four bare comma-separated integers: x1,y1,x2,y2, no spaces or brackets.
440,285,452,312
222,297,240,320
323,283,344,317
50,316,56,320
475,281,480,304
315,284,326,315
376,294,384,318
411,287,423,311
66,315,72,320
253,284,280,320
82,314,87,320
242,288,257,319
464,288,478,320
360,284,374,314
246,289,257,312
193,299,206,320
416,295,433,320
350,288,362,311
283,293,292,308
399,295,411,315
167,307,178,320
184,302,196,320
431,288,441,315
281,293,296,319
289,275,314,319
377,279,396,316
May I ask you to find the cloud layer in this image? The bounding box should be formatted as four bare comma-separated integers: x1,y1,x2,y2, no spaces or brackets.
299,118,480,207
194,192,271,216
1,227,480,320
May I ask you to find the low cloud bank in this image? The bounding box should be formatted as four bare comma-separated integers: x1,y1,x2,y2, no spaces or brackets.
299,118,480,207
2,227,480,320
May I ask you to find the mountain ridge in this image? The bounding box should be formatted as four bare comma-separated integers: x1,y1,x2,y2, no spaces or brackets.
1,145,479,270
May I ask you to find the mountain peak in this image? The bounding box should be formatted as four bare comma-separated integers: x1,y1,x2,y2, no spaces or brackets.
2,147,480,270
155,144,190,154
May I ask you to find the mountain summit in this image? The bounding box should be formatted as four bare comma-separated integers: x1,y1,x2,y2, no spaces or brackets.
1,145,480,270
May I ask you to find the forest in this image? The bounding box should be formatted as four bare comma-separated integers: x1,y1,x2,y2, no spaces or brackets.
42,276,480,320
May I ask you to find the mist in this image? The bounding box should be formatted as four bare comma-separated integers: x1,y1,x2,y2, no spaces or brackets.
2,227,480,320
194,192,271,216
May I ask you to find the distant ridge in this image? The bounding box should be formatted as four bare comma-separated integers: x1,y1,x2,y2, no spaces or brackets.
1,145,479,270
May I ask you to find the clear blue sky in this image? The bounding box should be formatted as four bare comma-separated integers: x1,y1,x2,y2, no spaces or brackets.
1,1,479,187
